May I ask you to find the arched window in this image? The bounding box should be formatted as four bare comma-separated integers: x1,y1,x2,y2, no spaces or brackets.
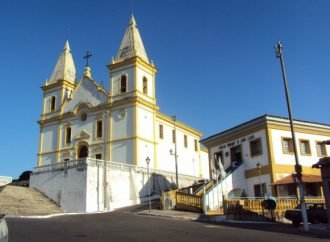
50,96,56,112
143,77,148,95
66,127,71,144
96,120,103,138
78,145,88,158
120,75,127,93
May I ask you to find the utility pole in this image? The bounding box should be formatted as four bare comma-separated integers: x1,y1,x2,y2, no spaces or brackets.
170,115,179,189
275,42,309,231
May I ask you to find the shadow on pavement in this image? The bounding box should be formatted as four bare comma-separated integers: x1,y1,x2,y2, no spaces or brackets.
195,216,330,240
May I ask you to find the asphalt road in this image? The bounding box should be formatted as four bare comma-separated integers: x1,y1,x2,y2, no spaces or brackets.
6,210,330,242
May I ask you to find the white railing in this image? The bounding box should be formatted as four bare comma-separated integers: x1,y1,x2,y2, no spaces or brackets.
33,158,88,173
33,158,201,180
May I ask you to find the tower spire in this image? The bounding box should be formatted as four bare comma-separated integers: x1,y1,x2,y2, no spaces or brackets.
115,16,149,63
48,40,76,84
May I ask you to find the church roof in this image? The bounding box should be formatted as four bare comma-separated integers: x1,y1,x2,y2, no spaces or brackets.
116,16,149,63
48,40,76,84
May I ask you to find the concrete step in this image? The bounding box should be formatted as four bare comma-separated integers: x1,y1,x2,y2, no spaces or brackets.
0,185,63,216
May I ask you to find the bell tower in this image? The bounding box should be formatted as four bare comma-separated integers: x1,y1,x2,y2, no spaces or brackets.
38,41,77,166
107,16,159,167
40,40,76,119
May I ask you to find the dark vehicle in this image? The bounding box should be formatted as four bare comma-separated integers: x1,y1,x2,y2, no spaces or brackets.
285,202,328,226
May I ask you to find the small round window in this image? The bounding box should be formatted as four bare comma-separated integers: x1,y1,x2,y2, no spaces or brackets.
81,113,87,121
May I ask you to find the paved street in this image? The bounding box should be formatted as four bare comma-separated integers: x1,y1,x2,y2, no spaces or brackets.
6,210,330,242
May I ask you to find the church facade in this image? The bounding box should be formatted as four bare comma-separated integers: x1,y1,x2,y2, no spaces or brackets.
37,16,209,180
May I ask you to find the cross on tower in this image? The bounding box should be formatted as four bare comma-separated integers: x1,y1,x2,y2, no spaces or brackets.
83,51,92,67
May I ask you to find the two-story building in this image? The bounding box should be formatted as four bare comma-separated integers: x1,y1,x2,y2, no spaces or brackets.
201,114,330,198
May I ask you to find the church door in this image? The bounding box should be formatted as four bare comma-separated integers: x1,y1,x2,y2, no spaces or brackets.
78,145,88,158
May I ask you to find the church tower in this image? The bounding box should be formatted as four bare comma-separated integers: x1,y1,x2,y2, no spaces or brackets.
38,41,76,166
41,41,76,118
108,16,158,167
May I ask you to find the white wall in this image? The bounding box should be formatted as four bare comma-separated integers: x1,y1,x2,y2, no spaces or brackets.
155,118,205,178
136,65,154,99
111,141,133,164
44,89,62,114
246,174,272,197
63,79,108,113
30,167,87,212
271,129,330,167
111,68,134,97
137,106,154,141
31,159,200,213
42,125,58,152
111,107,133,140
208,129,268,178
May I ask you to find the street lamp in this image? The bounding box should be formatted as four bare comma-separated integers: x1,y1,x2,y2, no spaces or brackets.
256,162,262,197
275,42,309,231
146,156,151,213
170,115,179,189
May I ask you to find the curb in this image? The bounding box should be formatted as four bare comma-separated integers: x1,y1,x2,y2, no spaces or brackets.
5,211,112,219
137,211,198,221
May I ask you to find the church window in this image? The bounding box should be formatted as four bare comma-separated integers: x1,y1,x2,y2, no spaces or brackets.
50,96,56,112
172,130,176,143
194,139,198,151
96,120,103,138
95,154,102,160
66,127,71,144
81,113,87,122
184,135,188,148
120,75,127,93
159,124,164,139
143,77,148,95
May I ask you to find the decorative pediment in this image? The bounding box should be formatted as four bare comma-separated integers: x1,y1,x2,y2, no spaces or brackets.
62,78,108,114
75,130,90,141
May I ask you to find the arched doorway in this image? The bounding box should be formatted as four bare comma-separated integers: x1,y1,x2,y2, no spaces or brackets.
78,145,88,158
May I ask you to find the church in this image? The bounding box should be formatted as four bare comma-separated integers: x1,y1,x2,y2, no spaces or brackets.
31,16,209,212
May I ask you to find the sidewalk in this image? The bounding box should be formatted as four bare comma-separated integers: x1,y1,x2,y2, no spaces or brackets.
138,209,330,237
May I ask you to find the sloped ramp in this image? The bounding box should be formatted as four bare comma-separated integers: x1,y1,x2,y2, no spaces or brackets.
0,185,63,216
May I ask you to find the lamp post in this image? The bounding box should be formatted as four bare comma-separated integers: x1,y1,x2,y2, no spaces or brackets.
275,42,309,231
256,162,262,197
170,115,179,189
146,156,151,213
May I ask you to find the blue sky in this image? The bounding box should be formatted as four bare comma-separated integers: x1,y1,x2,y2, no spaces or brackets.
1,0,330,178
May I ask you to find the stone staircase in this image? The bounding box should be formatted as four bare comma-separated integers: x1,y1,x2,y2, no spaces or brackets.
0,185,63,216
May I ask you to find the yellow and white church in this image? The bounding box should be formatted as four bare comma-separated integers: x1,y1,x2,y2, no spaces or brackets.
31,16,209,212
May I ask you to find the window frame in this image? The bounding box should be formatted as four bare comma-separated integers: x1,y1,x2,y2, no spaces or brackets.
120,75,127,93
194,139,198,152
281,137,294,154
250,138,262,157
299,139,311,156
50,96,56,112
316,141,327,157
65,127,71,144
143,76,148,95
254,183,267,197
159,124,164,139
184,135,188,148
96,120,103,138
